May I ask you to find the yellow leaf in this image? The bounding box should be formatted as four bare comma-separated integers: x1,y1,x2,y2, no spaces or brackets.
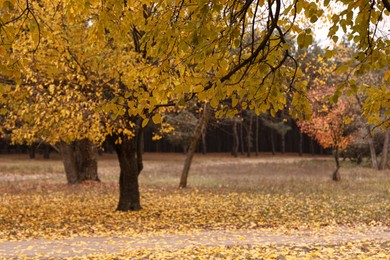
142,118,149,127
152,113,162,124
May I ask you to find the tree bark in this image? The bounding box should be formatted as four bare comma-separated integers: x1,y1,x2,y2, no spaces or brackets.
201,122,207,154
42,144,50,159
180,104,211,188
379,128,390,170
76,139,100,182
232,120,239,157
59,142,79,184
255,116,259,156
136,124,144,174
115,136,142,211
366,126,378,170
310,139,315,156
281,134,286,154
28,143,37,159
382,0,390,12
58,140,99,184
332,148,341,181
270,129,275,155
299,131,303,156
246,114,253,157
240,121,245,155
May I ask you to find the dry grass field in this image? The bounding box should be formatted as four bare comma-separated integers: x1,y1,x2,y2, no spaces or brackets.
0,153,389,258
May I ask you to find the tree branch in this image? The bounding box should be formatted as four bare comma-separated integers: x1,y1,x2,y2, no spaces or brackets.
382,0,390,12
218,0,281,85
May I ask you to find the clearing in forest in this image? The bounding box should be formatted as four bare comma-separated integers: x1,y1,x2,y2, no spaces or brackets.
0,153,389,258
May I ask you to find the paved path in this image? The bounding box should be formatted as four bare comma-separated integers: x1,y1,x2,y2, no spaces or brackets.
0,227,389,258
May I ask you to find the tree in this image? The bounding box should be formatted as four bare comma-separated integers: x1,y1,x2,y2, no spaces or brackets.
58,140,100,184
261,113,292,154
163,109,199,153
1,0,389,210
379,128,390,170
179,104,212,188
298,87,358,181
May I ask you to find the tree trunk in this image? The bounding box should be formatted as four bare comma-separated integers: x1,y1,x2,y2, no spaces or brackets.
270,129,275,155
255,116,259,156
59,142,79,184
247,114,253,157
28,143,37,159
281,134,286,154
366,126,378,170
310,139,315,156
201,123,207,154
332,148,341,181
240,121,245,155
59,140,99,184
180,104,211,188
232,120,239,157
299,131,303,156
115,136,142,211
76,139,100,182
43,144,50,159
379,128,390,170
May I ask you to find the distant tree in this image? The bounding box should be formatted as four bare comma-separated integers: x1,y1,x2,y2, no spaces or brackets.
379,129,390,170
180,104,212,188
164,110,199,153
298,89,358,181
261,113,292,154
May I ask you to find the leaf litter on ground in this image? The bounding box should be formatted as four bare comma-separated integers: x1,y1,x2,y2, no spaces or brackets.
0,154,389,258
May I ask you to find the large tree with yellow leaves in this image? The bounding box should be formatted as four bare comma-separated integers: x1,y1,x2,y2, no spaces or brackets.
1,0,389,211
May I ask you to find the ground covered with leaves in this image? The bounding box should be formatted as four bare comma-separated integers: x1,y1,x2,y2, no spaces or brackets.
0,153,389,258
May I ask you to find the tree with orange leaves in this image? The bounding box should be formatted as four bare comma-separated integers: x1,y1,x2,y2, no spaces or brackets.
297,85,358,181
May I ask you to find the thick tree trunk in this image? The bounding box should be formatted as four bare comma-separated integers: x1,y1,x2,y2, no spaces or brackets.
332,148,341,181
59,142,79,184
180,104,211,188
366,127,378,170
115,136,141,211
379,128,390,170
59,140,99,184
76,139,100,182
255,116,259,156
232,120,239,157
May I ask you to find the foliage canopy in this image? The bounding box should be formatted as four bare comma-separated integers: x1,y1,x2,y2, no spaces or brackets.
1,0,388,145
